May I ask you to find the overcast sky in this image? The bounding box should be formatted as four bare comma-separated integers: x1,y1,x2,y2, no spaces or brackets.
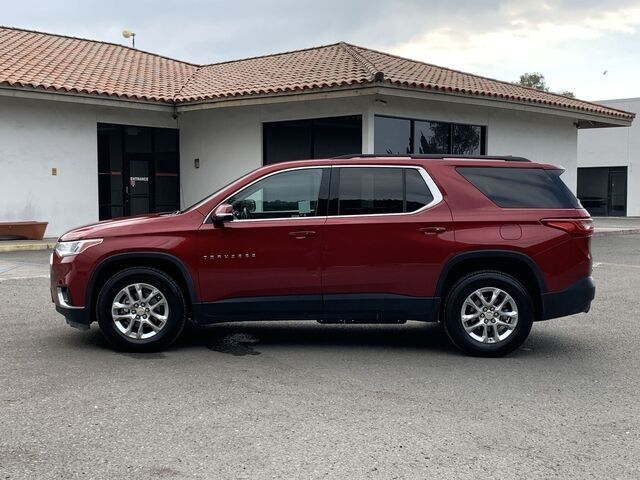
4,0,640,100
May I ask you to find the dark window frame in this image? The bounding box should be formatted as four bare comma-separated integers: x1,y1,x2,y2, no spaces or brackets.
262,115,363,165
374,114,487,156
97,123,180,220
577,166,628,217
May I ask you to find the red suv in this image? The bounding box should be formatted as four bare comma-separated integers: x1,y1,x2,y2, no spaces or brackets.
51,155,595,356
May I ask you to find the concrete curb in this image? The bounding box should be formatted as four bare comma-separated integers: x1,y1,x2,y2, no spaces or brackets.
593,229,640,238
0,241,56,253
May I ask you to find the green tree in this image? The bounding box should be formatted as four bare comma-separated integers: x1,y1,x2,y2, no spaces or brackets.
517,72,549,91
516,72,575,98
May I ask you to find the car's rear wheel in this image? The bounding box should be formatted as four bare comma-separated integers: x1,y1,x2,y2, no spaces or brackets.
443,271,533,357
96,267,186,352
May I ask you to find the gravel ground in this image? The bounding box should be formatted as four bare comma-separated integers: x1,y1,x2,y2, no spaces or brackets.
0,236,639,479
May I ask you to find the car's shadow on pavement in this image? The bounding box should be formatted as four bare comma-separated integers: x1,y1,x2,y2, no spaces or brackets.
180,322,457,356
56,320,586,359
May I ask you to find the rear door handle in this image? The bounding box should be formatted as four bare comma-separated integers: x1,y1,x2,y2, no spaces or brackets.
419,226,446,235
289,230,316,239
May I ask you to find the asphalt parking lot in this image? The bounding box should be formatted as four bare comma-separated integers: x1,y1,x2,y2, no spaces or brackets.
1,235,639,479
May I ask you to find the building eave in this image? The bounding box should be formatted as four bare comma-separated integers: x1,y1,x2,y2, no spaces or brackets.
174,84,634,127
0,82,632,128
0,85,174,112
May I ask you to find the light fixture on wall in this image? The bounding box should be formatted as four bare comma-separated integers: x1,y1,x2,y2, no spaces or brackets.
194,158,200,169
122,30,136,48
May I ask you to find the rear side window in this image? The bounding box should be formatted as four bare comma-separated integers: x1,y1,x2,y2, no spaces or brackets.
457,167,581,209
334,167,434,216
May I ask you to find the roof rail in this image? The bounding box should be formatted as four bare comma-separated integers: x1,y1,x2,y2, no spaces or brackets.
332,153,531,162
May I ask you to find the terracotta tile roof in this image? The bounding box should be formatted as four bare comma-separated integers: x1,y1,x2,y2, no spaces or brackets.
177,43,372,102
0,26,634,122
346,45,635,121
0,26,197,102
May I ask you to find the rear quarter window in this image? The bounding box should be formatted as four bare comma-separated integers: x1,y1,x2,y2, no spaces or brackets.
457,167,581,209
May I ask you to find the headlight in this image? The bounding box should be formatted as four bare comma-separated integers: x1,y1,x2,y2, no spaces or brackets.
54,239,103,258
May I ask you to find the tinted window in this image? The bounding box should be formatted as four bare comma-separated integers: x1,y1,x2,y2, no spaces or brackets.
452,125,481,155
405,169,434,212
458,167,581,209
338,168,403,215
154,128,179,212
263,121,312,164
227,169,324,219
336,167,434,216
414,121,449,154
263,116,362,164
374,117,411,154
313,116,362,158
375,115,485,156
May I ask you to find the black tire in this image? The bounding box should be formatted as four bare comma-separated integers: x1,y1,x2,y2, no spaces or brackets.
443,270,533,357
96,267,186,352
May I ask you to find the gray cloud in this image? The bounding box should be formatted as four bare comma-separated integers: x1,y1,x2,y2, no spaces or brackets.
3,0,637,64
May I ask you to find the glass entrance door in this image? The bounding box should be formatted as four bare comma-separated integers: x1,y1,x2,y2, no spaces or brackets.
98,124,180,220
577,166,628,217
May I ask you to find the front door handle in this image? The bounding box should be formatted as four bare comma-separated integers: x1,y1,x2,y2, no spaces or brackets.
419,226,446,235
289,230,316,240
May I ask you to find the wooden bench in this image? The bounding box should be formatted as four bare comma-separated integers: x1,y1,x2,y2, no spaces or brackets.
0,221,49,240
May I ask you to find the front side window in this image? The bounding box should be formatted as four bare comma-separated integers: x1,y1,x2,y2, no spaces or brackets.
227,169,324,220
335,167,434,216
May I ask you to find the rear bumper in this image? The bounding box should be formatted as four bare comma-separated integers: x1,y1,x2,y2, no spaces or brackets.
539,276,595,321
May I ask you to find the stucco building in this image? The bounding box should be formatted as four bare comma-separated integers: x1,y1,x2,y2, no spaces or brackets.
578,97,639,216
0,26,634,235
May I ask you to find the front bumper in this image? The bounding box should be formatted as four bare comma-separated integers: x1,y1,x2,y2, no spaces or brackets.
539,276,595,321
55,305,91,330
52,286,92,329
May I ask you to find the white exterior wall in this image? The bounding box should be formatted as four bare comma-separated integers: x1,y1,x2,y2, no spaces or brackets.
178,96,372,207
0,92,586,238
0,96,176,236
180,95,579,209
578,98,639,216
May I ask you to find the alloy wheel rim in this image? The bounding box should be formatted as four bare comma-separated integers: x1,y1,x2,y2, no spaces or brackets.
111,283,169,340
460,287,518,344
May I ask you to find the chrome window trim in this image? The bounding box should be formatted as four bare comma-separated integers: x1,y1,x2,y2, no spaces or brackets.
329,164,443,219
203,164,443,224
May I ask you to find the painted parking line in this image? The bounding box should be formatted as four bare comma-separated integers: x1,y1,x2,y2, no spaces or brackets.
0,264,19,274
593,262,640,269
0,274,49,282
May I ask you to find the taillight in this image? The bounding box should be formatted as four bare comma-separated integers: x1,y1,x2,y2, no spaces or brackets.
541,218,594,236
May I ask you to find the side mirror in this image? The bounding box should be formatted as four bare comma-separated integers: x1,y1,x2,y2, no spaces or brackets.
212,203,234,225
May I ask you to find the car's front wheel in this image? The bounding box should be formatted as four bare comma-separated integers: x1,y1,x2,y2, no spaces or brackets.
443,271,533,357
96,267,186,352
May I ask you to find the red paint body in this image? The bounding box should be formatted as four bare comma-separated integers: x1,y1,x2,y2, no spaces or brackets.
51,157,593,323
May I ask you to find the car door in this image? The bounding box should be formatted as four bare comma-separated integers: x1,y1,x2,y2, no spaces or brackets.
196,167,330,321
321,165,454,320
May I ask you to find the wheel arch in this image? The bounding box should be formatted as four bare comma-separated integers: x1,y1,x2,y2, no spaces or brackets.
436,250,546,319
86,252,198,322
